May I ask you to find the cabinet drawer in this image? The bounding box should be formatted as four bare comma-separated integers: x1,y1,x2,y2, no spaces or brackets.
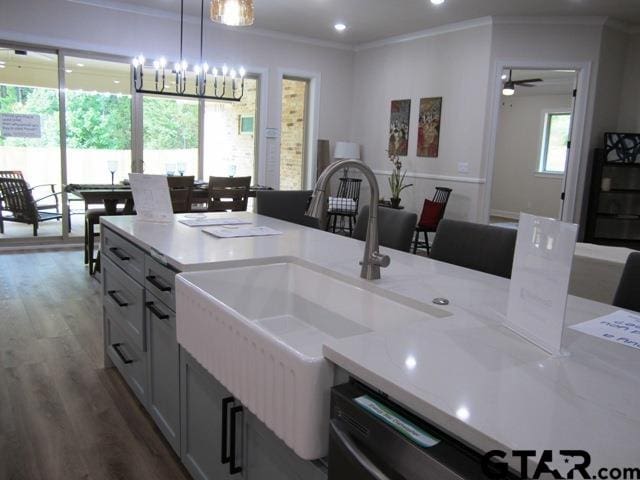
103,255,146,351
102,227,146,284
105,309,148,406
145,256,177,311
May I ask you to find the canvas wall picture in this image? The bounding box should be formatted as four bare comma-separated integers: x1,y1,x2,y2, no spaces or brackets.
388,99,411,156
417,97,442,158
604,132,640,164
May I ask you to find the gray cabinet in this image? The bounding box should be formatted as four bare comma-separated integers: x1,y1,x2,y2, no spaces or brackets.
146,292,180,454
242,411,327,480
102,226,328,480
180,348,239,480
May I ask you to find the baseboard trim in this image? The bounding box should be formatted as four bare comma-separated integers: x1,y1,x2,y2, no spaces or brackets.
490,209,520,220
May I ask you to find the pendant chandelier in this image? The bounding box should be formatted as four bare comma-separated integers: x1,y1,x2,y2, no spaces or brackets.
132,0,246,101
210,0,254,27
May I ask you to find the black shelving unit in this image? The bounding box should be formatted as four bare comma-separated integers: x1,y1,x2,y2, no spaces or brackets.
585,148,640,249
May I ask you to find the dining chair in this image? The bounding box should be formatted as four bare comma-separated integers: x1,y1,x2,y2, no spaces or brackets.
256,190,319,228
613,252,640,312
353,204,417,252
0,176,65,236
429,219,517,278
413,187,452,255
167,175,194,213
207,176,251,212
326,178,362,236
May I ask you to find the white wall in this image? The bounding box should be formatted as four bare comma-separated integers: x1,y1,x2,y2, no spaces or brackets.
348,24,493,221
589,26,629,149
490,94,571,219
0,0,355,188
618,33,640,132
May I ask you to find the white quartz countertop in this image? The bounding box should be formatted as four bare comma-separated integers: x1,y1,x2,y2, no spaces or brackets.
103,213,640,472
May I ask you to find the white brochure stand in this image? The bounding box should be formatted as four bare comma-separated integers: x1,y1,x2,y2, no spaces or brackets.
505,213,578,355
128,173,174,223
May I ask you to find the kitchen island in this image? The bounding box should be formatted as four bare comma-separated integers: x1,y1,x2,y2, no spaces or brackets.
101,212,639,478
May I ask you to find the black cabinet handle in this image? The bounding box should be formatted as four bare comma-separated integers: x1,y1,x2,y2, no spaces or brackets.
229,405,243,475
145,301,170,320
112,343,133,364
109,247,130,261
146,275,172,292
221,396,235,465
107,290,128,307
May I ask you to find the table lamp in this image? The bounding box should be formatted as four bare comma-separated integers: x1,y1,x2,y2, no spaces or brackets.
333,141,361,178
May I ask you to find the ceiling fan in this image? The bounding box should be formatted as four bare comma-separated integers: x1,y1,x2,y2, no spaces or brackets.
502,69,543,96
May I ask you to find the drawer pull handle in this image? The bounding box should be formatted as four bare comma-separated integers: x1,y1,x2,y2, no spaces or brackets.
112,343,134,364
146,301,170,320
221,396,235,465
229,405,243,475
107,290,129,307
146,275,172,292
109,247,130,261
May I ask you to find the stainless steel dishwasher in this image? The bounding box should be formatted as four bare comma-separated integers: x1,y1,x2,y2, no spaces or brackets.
328,381,517,480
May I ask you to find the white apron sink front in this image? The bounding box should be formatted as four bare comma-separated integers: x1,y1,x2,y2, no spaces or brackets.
176,258,448,460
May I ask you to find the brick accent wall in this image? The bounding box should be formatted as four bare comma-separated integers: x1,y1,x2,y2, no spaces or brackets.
279,78,308,190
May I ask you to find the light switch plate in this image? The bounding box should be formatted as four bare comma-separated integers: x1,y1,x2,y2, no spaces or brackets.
457,162,470,174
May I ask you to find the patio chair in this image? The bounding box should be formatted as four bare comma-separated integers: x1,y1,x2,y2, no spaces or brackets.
0,176,64,236
0,170,60,214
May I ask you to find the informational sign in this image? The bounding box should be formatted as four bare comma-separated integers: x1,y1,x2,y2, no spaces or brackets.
571,310,640,351
0,113,42,138
128,173,174,223
505,213,578,355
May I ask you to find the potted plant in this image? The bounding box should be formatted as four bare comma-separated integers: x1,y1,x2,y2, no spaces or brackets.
387,152,413,208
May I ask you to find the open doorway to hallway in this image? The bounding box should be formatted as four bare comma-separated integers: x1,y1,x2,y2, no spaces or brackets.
489,68,577,229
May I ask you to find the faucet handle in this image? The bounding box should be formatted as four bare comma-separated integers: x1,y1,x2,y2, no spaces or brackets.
369,252,390,268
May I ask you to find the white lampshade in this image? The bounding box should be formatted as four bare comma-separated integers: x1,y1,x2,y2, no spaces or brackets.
334,141,360,160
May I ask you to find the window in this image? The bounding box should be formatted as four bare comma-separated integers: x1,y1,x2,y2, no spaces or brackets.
539,112,571,174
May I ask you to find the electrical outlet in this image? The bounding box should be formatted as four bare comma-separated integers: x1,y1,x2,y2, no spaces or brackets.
457,162,470,174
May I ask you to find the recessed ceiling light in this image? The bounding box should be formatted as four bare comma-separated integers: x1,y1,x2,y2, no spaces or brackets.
431,0,445,4
334,23,346,32
76,63,85,67
65,69,72,73
501,74,507,80
0,60,5,65
0,65,5,69
113,80,121,84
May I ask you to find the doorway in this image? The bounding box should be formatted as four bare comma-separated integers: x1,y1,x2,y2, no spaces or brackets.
489,68,578,228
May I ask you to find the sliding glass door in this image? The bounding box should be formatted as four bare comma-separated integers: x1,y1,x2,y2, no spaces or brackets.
143,96,198,176
64,56,132,185
0,47,63,240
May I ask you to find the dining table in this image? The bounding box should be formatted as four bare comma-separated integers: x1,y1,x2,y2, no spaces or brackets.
66,182,271,216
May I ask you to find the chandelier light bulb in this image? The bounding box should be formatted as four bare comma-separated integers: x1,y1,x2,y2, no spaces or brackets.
181,59,188,71
160,57,167,68
153,60,160,70
174,62,182,72
138,55,145,66
239,66,246,78
222,64,229,76
230,68,237,79
132,57,139,68
212,67,219,77
194,65,201,74
203,62,210,73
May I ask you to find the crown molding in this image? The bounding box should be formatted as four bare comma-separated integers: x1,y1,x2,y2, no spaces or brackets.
65,0,354,52
492,15,608,27
355,16,492,52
